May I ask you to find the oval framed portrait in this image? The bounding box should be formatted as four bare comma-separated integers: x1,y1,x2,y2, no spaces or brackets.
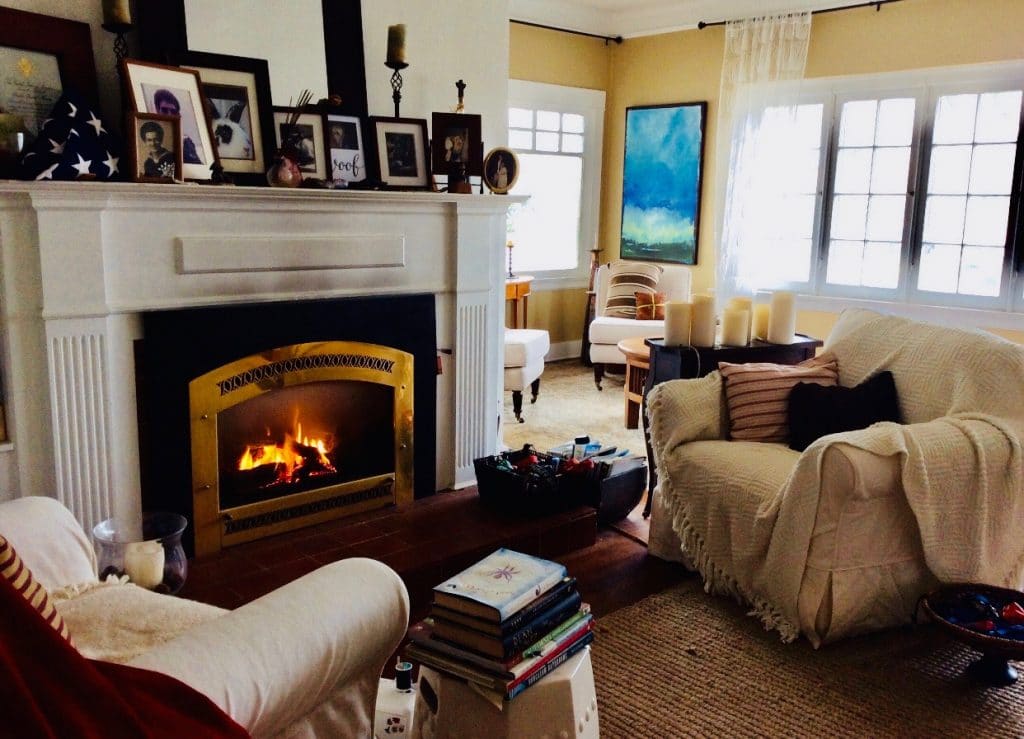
482,147,519,194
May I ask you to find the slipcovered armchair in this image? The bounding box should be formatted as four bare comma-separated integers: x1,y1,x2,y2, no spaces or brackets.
1,496,409,738
647,309,1024,647
588,260,692,389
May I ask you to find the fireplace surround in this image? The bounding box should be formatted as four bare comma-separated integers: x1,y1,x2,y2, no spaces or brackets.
0,183,519,538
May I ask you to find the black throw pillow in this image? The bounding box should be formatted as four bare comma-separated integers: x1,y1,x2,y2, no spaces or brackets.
787,371,902,452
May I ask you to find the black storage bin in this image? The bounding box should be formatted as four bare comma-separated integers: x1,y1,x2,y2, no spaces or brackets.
474,447,582,516
587,464,647,524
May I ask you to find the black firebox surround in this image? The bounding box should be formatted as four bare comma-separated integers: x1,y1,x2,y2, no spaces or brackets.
137,294,437,554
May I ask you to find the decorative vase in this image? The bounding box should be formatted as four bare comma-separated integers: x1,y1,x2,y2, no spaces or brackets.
93,512,189,594
267,150,303,187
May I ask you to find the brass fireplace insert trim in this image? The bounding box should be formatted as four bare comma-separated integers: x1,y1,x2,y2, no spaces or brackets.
189,341,414,557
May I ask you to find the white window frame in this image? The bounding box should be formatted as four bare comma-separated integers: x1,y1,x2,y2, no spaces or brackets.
508,79,605,289
735,61,1024,329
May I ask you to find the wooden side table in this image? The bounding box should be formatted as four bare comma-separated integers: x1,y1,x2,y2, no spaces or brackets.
616,336,650,430
505,275,534,328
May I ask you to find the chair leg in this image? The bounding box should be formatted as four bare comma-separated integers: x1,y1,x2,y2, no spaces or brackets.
512,390,524,423
593,363,604,391
530,377,540,403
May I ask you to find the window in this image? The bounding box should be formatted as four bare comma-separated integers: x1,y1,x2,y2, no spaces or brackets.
729,63,1024,314
507,81,605,284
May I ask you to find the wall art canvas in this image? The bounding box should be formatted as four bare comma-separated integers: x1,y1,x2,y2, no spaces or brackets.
620,102,706,265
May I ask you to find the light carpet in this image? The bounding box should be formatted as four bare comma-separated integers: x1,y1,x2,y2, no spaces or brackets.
502,360,646,460
592,579,1024,737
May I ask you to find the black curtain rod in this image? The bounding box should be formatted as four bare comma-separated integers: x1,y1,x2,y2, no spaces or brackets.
511,19,623,45
698,0,904,30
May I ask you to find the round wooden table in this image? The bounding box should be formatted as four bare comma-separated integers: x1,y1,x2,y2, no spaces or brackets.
616,336,651,429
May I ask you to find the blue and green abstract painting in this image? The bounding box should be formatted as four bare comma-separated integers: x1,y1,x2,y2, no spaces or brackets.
620,103,705,265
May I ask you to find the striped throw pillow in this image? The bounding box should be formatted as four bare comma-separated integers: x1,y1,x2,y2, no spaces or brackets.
605,261,663,318
719,353,839,443
0,534,72,643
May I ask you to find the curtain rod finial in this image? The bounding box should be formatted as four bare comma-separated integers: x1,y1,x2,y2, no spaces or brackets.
698,21,707,30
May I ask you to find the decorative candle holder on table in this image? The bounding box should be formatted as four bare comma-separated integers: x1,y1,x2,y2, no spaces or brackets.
93,512,189,594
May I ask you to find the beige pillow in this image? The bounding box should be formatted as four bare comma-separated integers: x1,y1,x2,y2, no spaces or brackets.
605,261,663,318
719,353,839,443
0,534,72,643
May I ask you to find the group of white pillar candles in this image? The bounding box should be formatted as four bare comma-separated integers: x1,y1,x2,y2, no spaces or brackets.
663,290,798,348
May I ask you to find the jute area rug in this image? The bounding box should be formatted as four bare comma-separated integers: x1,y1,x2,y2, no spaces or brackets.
592,578,1024,738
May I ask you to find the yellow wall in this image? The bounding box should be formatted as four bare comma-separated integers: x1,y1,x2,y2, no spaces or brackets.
508,24,612,345
512,0,1024,345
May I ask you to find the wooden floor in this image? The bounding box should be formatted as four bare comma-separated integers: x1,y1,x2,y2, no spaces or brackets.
181,488,691,622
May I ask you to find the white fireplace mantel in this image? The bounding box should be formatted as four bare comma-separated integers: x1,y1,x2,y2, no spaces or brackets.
0,182,521,533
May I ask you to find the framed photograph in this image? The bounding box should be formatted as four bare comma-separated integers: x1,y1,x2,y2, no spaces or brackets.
620,102,707,265
325,113,366,185
175,51,275,186
272,107,327,180
482,148,519,194
122,58,219,182
0,7,99,143
128,113,182,183
369,117,430,189
431,112,483,177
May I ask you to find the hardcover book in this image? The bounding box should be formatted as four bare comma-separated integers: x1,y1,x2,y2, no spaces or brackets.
432,591,584,659
432,548,568,623
432,577,577,636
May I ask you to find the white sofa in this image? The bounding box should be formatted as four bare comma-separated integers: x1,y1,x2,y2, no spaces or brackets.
588,262,691,389
0,496,410,738
647,309,1024,646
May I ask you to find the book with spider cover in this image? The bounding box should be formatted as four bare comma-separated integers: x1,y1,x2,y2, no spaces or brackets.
432,548,567,623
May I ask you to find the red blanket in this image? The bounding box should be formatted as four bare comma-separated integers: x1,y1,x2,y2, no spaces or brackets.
0,574,249,738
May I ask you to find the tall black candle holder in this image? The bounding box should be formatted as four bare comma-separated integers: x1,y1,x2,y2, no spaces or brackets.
102,21,134,83
385,61,408,118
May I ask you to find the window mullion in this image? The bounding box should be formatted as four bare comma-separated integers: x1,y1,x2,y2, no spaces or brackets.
813,95,840,295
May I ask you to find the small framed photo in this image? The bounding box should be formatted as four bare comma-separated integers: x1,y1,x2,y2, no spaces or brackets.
482,147,519,194
325,113,366,185
128,112,182,183
175,50,275,186
122,58,219,181
272,107,328,180
431,112,483,177
369,117,430,189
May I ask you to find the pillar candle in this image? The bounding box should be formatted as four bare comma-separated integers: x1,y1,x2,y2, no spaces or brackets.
690,294,716,348
664,301,692,346
721,309,750,346
752,303,771,341
767,290,797,344
102,0,132,25
125,540,164,590
727,297,753,342
386,24,407,65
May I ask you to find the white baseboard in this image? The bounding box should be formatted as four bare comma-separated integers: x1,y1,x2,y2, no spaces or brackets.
546,340,582,362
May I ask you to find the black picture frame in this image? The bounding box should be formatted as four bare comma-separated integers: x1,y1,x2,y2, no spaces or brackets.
173,50,275,186
431,112,484,177
272,107,328,180
369,116,431,190
134,1,368,118
620,101,707,265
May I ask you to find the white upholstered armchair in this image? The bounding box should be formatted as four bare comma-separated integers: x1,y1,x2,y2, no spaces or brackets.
588,261,692,389
0,496,410,738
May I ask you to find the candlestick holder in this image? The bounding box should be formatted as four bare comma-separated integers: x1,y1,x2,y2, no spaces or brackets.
507,240,515,279
385,61,408,118
102,21,134,83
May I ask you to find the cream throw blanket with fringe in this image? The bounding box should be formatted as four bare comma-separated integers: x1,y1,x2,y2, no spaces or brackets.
648,309,1024,643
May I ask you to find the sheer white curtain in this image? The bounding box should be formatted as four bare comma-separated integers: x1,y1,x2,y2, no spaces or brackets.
715,13,813,303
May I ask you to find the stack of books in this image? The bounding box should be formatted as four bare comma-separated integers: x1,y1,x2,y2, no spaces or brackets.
406,548,594,701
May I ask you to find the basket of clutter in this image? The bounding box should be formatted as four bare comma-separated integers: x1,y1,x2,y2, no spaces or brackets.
473,445,584,517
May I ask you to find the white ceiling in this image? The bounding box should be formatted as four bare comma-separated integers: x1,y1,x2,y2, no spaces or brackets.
510,0,873,39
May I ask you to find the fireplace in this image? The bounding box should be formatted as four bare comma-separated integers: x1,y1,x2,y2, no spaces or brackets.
0,184,513,540
137,295,436,555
